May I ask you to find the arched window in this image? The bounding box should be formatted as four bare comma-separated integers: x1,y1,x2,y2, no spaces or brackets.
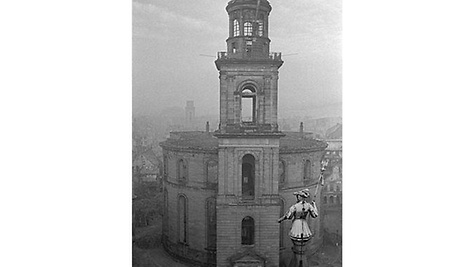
242,154,255,199
336,195,341,205
336,185,340,192
178,195,187,243
233,19,240,37
241,216,255,245
241,86,256,123
278,160,286,184
304,160,311,180
257,20,264,36
207,160,218,184
177,159,187,182
323,196,327,204
244,22,252,36
329,196,334,204
206,198,217,249
232,42,237,53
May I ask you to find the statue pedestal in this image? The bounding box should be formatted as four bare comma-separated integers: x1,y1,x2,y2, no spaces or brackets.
288,239,309,267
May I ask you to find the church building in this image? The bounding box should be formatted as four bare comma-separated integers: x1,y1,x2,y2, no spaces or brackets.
160,1,328,266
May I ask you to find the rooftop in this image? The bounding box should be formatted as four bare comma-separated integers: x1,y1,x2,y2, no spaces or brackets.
160,131,327,153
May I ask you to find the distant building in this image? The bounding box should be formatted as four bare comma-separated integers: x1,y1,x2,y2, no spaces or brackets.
184,101,195,130
321,138,342,245
132,148,161,184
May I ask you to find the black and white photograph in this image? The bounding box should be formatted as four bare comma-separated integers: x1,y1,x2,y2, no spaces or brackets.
3,1,475,267
133,1,341,266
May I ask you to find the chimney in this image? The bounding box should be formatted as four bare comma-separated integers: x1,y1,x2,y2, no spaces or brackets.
300,122,304,135
206,121,210,133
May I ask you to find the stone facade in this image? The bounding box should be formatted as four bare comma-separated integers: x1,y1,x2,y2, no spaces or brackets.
160,132,327,266
159,1,332,266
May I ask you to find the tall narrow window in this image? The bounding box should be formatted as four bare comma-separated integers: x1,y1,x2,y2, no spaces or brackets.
177,159,187,182
178,195,187,243
206,198,217,249
278,160,286,184
304,160,311,180
257,20,264,36
241,216,255,245
241,87,256,123
329,196,334,204
233,19,240,37
323,196,327,204
242,154,255,199
336,195,341,205
244,22,252,36
207,160,218,184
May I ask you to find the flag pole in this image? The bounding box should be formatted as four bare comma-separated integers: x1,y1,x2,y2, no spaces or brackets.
314,159,329,201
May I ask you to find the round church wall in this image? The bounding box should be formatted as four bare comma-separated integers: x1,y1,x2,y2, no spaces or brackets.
160,131,327,265
161,132,219,266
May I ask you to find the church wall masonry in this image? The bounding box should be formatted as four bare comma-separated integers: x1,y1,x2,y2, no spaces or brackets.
159,1,330,266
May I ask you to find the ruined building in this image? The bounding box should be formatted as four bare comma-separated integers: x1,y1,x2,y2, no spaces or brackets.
160,1,328,266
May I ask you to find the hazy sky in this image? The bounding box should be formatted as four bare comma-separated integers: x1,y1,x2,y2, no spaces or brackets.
133,0,341,117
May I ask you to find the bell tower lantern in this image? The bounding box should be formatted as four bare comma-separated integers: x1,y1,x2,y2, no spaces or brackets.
216,0,283,135
225,0,272,59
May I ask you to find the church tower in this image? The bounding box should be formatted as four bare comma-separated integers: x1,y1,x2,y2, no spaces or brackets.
215,1,284,266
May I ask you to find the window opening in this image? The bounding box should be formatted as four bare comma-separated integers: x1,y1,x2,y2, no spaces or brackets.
244,22,252,36
241,216,255,245
304,160,311,180
207,160,218,184
178,195,187,243
241,87,256,123
206,198,217,249
232,42,237,53
278,160,286,184
233,19,240,37
257,20,263,36
242,154,255,199
178,159,187,182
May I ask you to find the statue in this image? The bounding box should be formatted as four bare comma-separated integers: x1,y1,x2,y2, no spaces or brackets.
278,189,318,241
278,189,317,267
278,159,328,267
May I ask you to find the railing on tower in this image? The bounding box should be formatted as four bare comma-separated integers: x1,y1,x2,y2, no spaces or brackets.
217,51,282,61
269,52,282,60
217,51,227,59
